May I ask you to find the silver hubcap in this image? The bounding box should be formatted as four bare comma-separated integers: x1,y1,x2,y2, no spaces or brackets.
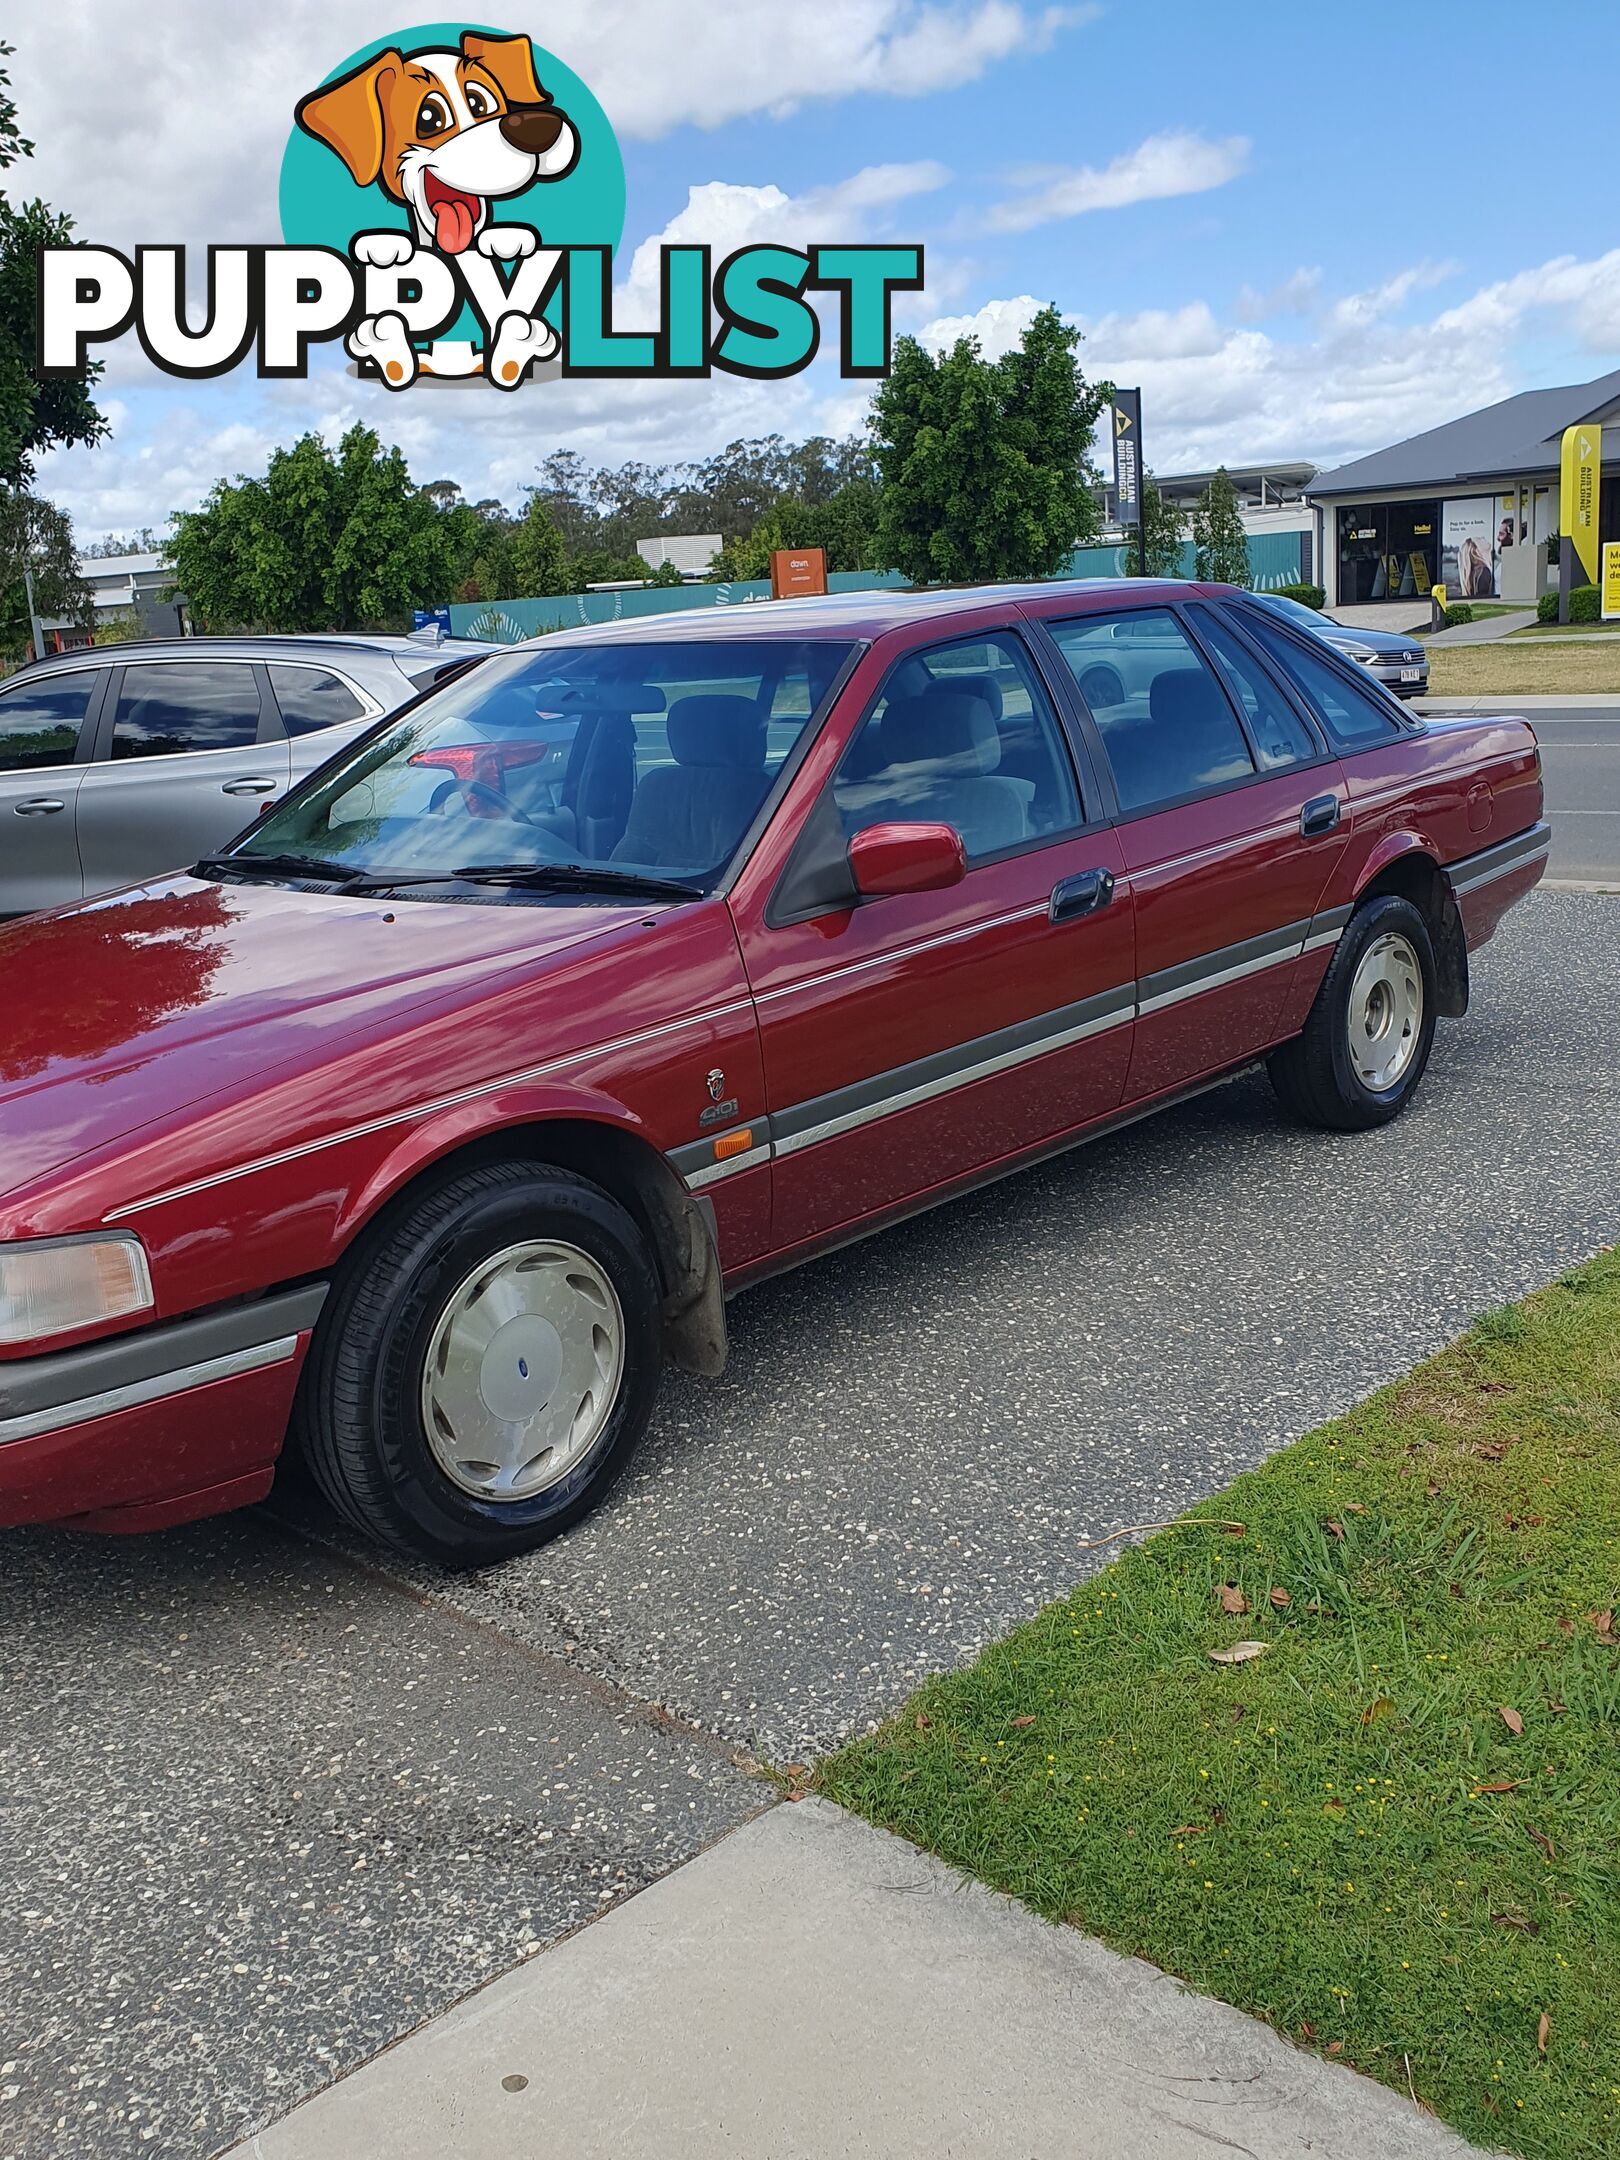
1346,932,1423,1092
420,1240,624,1503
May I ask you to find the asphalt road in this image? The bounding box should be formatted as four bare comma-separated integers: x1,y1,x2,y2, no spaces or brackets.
4,888,1620,2160
1521,706,1620,884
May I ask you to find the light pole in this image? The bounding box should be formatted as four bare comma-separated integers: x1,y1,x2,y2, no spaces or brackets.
22,560,46,660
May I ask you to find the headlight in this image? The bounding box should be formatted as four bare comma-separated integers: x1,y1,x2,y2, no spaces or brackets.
0,1235,154,1347
1339,643,1378,662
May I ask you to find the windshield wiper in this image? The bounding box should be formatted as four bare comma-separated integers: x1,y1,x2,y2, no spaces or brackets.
195,851,368,885
448,862,705,900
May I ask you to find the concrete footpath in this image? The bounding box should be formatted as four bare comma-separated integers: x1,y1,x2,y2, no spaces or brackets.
226,1800,1487,2160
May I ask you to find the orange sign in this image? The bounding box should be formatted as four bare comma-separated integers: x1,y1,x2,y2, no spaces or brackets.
770,546,828,599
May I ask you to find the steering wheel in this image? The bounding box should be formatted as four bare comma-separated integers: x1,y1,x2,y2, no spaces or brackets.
430,775,541,827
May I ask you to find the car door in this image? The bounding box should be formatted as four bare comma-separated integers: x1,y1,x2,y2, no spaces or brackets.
1035,600,1348,1105
0,665,107,917
728,626,1135,1254
76,659,292,894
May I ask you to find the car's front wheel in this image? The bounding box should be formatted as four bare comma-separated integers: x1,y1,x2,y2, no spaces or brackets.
1268,894,1437,1131
298,1161,662,1567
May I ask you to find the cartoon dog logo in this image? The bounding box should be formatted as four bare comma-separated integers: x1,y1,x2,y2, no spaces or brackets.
295,30,577,384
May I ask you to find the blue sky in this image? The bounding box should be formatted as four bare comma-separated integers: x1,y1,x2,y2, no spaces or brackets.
19,0,1620,543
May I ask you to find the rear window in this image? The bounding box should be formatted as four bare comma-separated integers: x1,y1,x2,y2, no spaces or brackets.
1237,611,1404,748
268,664,367,736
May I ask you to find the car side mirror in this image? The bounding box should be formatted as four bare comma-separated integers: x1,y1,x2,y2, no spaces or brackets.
848,821,967,899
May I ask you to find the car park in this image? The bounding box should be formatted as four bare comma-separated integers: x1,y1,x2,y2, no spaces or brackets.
1249,589,1429,698
0,581,1546,1564
0,633,495,918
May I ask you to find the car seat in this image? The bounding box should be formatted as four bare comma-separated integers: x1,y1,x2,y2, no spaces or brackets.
611,695,770,871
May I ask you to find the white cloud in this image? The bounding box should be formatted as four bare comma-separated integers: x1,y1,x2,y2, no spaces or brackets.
984,130,1250,234
916,294,1043,355
1234,267,1321,323
614,163,948,328
9,2,1086,245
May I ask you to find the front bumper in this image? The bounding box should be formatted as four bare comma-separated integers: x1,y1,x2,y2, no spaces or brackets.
1364,655,1429,697
0,1284,325,1531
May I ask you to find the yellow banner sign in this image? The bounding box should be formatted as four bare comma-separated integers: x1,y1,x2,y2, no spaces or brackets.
1602,540,1620,622
1561,422,1602,585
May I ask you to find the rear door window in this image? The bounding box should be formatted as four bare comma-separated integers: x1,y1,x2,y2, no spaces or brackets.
0,671,98,771
267,664,368,737
111,662,263,759
1185,606,1320,771
1046,608,1254,813
1237,612,1404,748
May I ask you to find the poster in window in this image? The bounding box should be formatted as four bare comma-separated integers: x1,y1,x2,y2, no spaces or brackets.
1442,498,1497,598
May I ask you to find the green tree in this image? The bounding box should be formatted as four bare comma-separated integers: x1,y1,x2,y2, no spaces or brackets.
1191,467,1251,587
648,557,683,587
0,491,90,657
1133,473,1187,579
169,424,456,631
508,492,569,597
871,305,1108,585
0,41,107,488
710,476,882,582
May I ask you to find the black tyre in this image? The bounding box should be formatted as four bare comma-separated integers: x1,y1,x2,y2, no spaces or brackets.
1268,894,1437,1132
297,1161,662,1568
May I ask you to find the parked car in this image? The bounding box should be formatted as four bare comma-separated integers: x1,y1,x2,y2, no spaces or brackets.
1249,590,1429,698
0,582,1546,1564
0,633,496,918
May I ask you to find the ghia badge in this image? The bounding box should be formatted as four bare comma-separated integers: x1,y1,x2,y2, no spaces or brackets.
699,1068,738,1127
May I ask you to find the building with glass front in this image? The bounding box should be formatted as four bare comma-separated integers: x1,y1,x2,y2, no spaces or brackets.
1305,367,1620,610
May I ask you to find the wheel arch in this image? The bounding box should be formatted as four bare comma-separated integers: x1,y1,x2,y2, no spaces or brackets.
1352,838,1468,1018
332,1100,727,1379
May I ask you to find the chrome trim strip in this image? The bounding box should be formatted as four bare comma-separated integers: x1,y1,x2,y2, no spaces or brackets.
1137,940,1299,1017
684,1141,773,1191
104,998,758,1221
1448,822,1551,896
0,1336,299,1448
772,1001,1133,1160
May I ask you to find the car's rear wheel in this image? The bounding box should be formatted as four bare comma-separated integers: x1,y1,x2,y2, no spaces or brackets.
297,1161,662,1567
1268,894,1437,1131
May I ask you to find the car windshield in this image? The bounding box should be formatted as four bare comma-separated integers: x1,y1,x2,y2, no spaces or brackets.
1255,593,1327,631
219,638,854,898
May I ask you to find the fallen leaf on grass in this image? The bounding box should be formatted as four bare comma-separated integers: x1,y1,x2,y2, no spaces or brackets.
1592,1609,1617,1644
1474,1780,1521,1795
1322,1800,1346,1818
1499,1707,1524,1736
1342,1503,1368,1515
1325,1521,1345,1540
1361,1696,1395,1726
914,1712,931,1729
783,1763,808,1777
1556,1617,1574,1637
1325,2040,1344,2057
1230,1705,1248,1724
1492,1912,1538,1934
1010,1715,1036,1729
1170,1824,1208,1838
1537,2012,1551,2057
1208,1641,1268,1665
1549,1701,1568,1716
1217,1584,1249,1615
1269,1587,1291,1610
1473,1441,1507,1461
1526,1825,1556,1863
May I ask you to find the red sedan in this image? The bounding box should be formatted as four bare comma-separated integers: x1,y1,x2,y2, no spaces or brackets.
0,583,1547,1565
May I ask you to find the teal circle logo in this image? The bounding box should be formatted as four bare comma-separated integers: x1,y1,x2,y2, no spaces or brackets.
279,21,623,345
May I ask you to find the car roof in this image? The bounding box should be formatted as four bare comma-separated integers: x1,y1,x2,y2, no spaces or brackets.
525,578,1233,648
17,633,495,675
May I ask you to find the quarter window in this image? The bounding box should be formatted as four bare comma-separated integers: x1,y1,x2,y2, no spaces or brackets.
1185,606,1318,771
834,634,1080,862
111,663,262,759
267,664,367,737
1047,608,1254,813
1237,612,1403,748
0,672,96,773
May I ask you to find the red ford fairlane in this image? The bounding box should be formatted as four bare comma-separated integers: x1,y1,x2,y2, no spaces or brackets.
0,583,1547,1565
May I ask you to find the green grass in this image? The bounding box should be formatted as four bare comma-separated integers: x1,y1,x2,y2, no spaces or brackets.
1509,621,1620,638
819,1251,1620,2159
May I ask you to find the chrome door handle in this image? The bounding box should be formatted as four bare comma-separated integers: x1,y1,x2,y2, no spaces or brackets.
12,797,66,815
1049,868,1115,923
222,778,278,796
